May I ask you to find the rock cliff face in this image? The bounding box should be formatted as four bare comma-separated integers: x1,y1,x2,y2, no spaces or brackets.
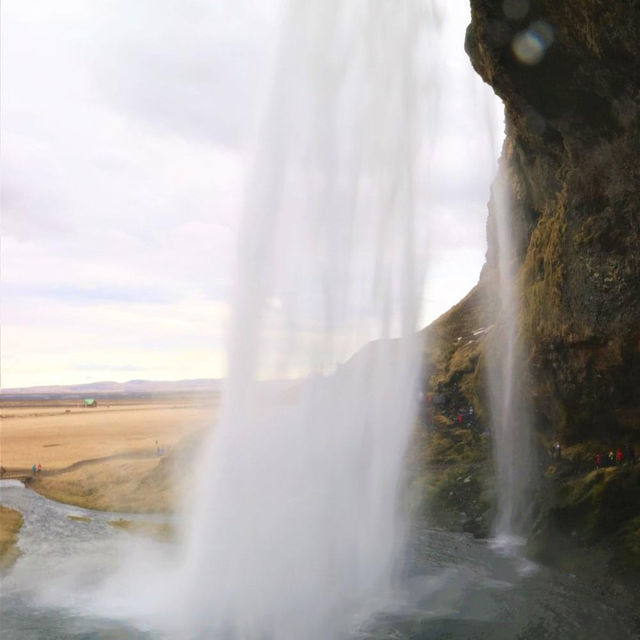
411,2,639,564
466,0,640,443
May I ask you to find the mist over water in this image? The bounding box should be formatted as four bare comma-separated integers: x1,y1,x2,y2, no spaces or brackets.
176,2,440,638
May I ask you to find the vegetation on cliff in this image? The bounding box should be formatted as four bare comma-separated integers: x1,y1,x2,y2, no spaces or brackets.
465,0,639,445
409,287,494,538
411,1,639,577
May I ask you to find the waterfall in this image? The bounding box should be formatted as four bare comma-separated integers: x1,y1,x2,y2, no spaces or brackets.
486,161,536,546
177,2,440,638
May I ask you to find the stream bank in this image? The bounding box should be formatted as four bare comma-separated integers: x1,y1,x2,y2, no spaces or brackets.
0,502,24,571
1,480,639,639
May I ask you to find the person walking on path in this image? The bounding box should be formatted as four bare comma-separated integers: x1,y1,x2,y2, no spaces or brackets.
596,452,602,469
32,464,37,476
616,448,624,465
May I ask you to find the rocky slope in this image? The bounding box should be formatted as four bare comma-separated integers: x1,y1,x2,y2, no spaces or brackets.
411,1,639,569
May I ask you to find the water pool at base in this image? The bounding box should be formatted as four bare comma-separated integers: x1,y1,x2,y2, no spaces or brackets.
1,481,638,640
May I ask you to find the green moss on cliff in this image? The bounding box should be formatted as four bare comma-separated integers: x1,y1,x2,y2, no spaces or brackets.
520,185,567,342
419,462,493,538
409,0,639,584
465,0,640,447
532,464,640,572
409,287,494,538
558,466,640,532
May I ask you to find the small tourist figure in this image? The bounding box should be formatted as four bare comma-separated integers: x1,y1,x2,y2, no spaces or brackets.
595,452,602,469
608,450,615,466
32,463,37,476
37,463,42,474
555,442,562,459
457,412,463,424
616,448,624,465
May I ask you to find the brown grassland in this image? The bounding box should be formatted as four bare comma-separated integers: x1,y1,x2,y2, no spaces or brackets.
0,395,215,514
0,505,24,570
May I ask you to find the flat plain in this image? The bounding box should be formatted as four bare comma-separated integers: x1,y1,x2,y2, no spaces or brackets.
0,394,216,512
0,396,216,471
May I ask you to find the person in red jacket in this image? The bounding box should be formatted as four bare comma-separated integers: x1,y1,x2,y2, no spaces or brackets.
616,448,624,465
595,452,602,468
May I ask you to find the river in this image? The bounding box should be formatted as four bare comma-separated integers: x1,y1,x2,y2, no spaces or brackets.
1,480,638,639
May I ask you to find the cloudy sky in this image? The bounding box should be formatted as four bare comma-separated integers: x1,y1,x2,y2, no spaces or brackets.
1,1,503,388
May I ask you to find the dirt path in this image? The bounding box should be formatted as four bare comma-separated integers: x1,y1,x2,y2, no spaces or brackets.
2,448,161,481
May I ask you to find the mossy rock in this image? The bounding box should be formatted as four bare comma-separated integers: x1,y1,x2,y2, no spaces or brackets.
532,464,640,571
411,461,492,539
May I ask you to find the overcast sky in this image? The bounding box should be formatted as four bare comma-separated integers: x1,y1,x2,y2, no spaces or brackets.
1,1,503,388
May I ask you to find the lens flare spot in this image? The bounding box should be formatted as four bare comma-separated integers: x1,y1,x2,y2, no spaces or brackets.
512,20,554,65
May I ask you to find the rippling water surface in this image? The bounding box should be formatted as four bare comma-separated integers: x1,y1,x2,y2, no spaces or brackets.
2,481,638,640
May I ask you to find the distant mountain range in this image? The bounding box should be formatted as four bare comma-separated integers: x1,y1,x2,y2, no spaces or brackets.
0,378,224,396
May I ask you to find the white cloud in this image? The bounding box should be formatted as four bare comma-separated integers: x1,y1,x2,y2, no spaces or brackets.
1,295,230,387
1,0,503,387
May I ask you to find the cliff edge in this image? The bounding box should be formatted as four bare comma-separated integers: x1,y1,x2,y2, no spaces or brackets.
466,0,640,443
411,1,639,571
